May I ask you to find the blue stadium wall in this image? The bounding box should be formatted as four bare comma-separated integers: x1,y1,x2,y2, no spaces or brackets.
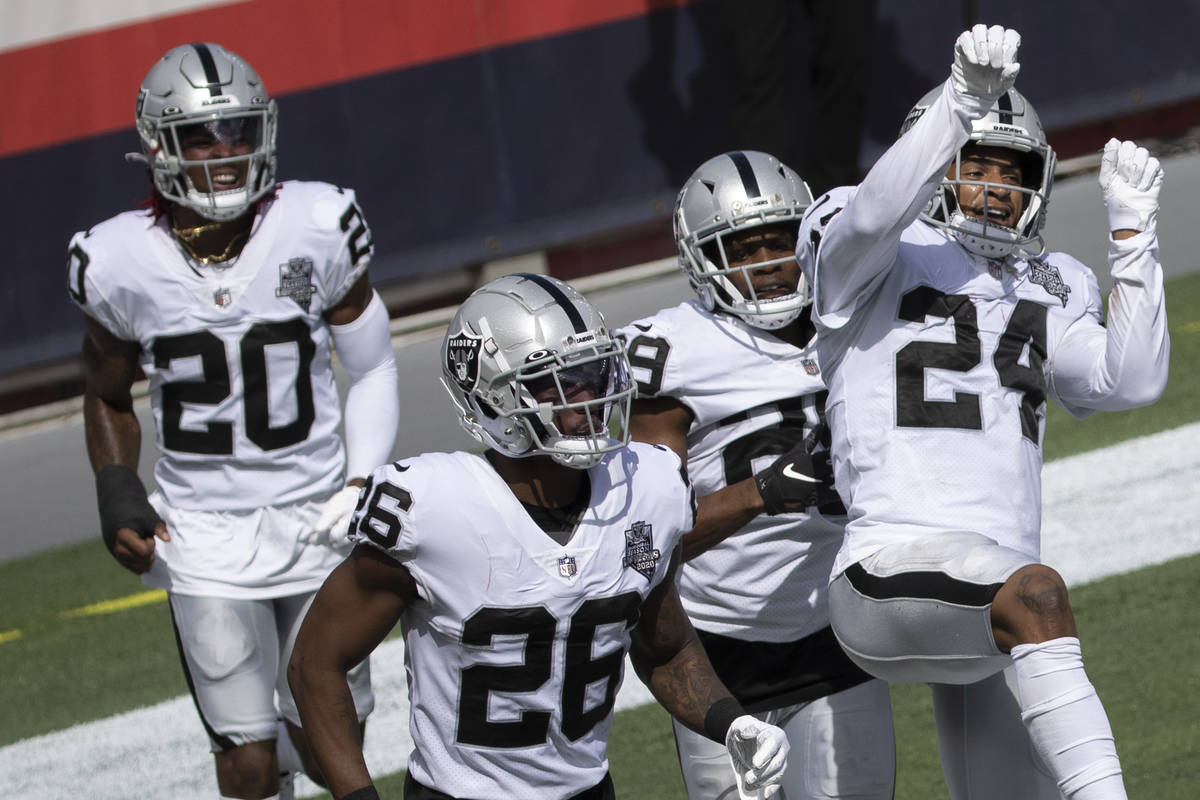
2,0,1198,378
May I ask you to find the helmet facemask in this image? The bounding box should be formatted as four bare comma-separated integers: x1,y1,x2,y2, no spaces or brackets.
505,346,633,468
687,220,806,330
145,109,278,221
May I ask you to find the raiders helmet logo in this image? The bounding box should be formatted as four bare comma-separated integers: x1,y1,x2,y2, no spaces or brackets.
445,328,483,392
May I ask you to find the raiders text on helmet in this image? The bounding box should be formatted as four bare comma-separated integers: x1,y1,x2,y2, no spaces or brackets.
674,151,813,329
440,273,634,469
133,43,278,220
902,87,1056,258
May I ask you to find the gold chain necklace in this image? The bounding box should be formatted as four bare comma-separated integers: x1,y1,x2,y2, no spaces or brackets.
171,219,250,265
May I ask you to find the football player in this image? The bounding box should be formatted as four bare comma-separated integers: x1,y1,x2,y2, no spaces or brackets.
288,274,790,800
797,25,1167,800
617,151,895,799
69,44,399,800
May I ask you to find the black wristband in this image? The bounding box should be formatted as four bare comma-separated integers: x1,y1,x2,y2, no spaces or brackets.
96,464,161,553
703,696,746,743
337,786,381,800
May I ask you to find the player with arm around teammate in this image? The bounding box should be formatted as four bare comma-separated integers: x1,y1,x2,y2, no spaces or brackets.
288,274,789,800
797,25,1167,800
69,43,399,800
619,151,895,800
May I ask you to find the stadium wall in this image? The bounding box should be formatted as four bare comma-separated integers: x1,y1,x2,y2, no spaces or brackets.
2,0,1198,380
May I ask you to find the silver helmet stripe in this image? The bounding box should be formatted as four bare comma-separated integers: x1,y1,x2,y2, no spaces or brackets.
189,42,223,96
515,273,587,333
727,151,761,198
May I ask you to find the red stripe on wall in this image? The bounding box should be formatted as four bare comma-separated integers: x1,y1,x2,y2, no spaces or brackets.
1,0,690,158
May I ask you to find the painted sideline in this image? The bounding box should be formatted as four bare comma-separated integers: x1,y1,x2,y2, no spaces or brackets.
2,422,1198,799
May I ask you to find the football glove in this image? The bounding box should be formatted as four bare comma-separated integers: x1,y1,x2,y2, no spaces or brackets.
312,485,363,547
96,464,163,554
1100,138,1163,233
754,443,837,515
951,24,1020,99
726,715,789,799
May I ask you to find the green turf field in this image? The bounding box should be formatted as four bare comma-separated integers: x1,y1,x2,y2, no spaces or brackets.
2,271,1197,797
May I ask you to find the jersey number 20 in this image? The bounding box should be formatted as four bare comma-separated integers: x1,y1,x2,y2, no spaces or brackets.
152,318,315,454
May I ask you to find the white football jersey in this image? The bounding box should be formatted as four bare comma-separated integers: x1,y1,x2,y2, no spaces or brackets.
349,445,693,799
618,301,845,643
68,181,373,511
798,81,1169,577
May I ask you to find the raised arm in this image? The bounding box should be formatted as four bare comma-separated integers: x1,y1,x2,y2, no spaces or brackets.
288,545,416,798
806,26,1021,321
82,314,169,573
1050,139,1169,411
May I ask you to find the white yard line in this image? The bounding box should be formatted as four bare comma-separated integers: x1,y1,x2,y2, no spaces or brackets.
2,422,1198,799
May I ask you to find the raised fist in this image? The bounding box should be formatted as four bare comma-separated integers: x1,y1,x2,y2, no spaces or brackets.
951,24,1021,99
1100,138,1163,233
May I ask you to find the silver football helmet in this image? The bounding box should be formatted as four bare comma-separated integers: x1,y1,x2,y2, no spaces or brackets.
132,43,278,220
902,87,1056,258
675,151,813,329
440,273,633,469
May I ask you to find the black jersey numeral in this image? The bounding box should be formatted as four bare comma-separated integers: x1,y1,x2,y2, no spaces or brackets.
994,299,1049,442
895,287,1048,442
355,477,413,550
152,319,316,455
456,593,641,748
623,333,671,397
719,397,814,486
339,202,373,267
895,287,982,430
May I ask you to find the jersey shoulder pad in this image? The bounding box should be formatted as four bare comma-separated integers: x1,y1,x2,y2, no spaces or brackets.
618,301,713,399
798,186,854,246
348,454,443,561
273,181,373,306
67,211,157,338
1031,251,1102,317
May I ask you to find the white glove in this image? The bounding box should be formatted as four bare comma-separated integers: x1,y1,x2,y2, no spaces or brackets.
951,24,1020,99
725,715,789,799
1099,138,1163,233
312,485,363,546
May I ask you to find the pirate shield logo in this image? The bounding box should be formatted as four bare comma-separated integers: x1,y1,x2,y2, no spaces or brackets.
445,328,483,392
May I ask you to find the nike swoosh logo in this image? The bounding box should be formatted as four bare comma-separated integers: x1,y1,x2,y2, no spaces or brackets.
782,464,820,483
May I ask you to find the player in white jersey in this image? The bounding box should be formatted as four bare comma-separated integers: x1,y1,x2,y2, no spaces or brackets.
69,44,399,800
289,274,790,800
619,151,895,799
797,26,1168,800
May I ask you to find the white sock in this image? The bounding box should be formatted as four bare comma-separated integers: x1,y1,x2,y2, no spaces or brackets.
276,719,305,774
1011,637,1127,799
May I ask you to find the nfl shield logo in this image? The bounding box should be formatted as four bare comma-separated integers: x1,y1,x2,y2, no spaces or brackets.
558,555,577,579
213,288,232,308
445,328,483,392
801,358,819,376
